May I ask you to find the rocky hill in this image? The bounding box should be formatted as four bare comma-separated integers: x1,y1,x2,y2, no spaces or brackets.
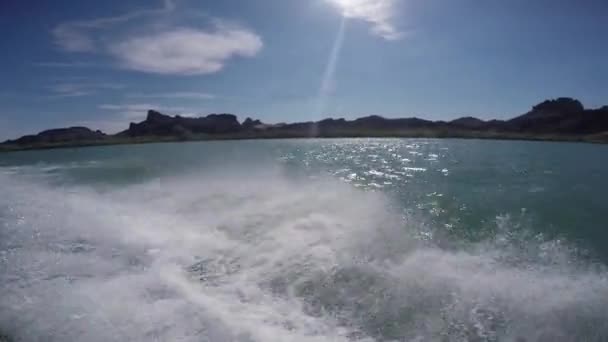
119,111,242,138
3,127,106,147
505,98,608,134
2,97,607,151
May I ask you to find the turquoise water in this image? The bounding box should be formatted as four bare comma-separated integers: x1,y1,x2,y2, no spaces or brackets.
1,138,607,341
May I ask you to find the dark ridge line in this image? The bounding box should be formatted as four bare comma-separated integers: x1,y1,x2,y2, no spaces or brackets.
2,97,607,151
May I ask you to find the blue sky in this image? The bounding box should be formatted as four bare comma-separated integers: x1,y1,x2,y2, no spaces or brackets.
1,0,607,140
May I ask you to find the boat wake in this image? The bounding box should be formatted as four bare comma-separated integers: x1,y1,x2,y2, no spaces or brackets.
1,167,607,341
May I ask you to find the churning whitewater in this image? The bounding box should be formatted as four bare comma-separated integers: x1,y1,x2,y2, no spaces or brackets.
1,139,608,341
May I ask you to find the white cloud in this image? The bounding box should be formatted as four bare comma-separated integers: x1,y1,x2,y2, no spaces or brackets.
328,0,403,40
128,91,216,100
51,1,263,75
109,27,262,75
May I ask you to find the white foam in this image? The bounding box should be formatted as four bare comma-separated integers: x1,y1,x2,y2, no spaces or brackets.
403,167,427,172
1,167,607,341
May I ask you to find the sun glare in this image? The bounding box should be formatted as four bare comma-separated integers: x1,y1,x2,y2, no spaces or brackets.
327,0,358,17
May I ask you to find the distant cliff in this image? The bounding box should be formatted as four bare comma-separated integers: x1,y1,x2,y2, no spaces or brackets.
2,127,107,149
119,110,242,138
2,97,608,151
505,98,608,134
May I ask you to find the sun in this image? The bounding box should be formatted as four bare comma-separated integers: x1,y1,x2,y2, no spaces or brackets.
326,0,361,17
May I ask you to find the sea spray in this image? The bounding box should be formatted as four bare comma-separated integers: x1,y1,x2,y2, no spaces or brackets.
2,139,608,341
1,167,608,341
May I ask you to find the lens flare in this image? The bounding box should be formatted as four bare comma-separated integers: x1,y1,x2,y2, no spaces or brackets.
312,17,347,136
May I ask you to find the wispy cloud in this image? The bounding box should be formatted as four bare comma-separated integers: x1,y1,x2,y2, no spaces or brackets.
73,119,130,135
33,61,100,68
52,0,175,52
328,0,403,40
128,91,216,100
48,82,125,98
75,102,191,134
51,1,263,75
99,103,198,120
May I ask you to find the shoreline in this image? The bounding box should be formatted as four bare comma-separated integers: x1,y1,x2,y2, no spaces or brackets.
1,131,606,153
3,98,607,153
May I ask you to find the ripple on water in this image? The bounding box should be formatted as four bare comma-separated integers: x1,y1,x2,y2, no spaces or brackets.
366,170,385,177
403,167,427,172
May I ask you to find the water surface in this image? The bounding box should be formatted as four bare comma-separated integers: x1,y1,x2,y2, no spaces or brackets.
1,138,607,341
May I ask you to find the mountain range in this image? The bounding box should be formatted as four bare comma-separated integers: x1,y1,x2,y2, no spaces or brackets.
2,97,607,151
